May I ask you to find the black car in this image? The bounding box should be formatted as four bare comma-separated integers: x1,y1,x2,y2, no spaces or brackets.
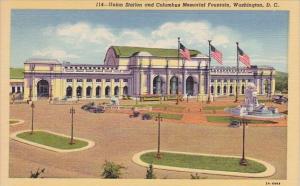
88,106,105,113
272,95,288,104
228,120,240,128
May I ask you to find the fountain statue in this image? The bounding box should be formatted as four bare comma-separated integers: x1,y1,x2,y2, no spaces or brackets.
227,83,284,118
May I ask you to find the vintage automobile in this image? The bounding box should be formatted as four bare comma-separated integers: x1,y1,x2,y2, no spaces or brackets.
81,103,105,113
272,95,288,104
228,120,241,128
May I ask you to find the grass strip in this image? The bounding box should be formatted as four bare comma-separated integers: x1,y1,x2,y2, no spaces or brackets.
17,131,88,149
140,152,267,173
206,116,277,124
147,112,183,120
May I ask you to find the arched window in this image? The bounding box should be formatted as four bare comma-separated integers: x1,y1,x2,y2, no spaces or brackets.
211,86,214,94
76,86,82,98
186,76,194,96
37,80,49,98
96,86,101,97
217,86,221,94
170,76,178,95
105,86,110,97
223,86,227,94
114,86,119,96
123,86,128,96
86,86,92,98
66,86,72,98
241,85,245,94
230,86,233,94
153,76,162,95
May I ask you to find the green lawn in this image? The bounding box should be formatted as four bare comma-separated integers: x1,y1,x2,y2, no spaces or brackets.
140,152,267,173
9,120,19,124
206,116,277,124
122,103,185,112
17,131,88,149
147,112,183,120
203,105,235,110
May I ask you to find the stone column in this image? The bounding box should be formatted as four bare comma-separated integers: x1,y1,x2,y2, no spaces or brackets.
72,79,76,98
150,71,153,94
233,80,237,96
214,80,218,96
256,79,260,94
227,82,230,95
110,79,115,97
140,70,144,95
221,80,224,95
101,79,105,98
183,70,187,96
271,78,276,95
92,79,96,98
166,70,170,95
61,79,66,98
23,79,29,100
120,79,124,97
261,79,265,95
82,79,87,98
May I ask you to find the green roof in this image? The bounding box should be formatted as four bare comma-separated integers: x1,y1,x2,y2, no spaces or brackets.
111,46,201,58
10,68,24,79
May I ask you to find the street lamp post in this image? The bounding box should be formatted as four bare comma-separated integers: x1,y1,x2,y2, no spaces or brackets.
155,113,163,159
239,119,248,166
69,107,75,145
30,102,35,134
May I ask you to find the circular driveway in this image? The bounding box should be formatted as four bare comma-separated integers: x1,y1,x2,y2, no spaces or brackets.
9,101,287,179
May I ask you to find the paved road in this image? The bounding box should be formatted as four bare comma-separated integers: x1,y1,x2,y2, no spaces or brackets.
9,101,287,179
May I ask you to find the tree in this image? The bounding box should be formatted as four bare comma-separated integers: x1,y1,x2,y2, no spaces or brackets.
101,160,125,179
191,173,200,179
30,168,45,178
145,164,156,179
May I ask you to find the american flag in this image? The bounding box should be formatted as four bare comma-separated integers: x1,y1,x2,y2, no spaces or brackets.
179,43,191,60
238,47,251,68
210,44,223,64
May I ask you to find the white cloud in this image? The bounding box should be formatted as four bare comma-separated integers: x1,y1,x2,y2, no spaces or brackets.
39,21,286,70
32,48,79,60
49,22,115,44
45,21,241,50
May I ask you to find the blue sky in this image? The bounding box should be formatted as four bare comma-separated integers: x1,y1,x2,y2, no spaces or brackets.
11,10,288,72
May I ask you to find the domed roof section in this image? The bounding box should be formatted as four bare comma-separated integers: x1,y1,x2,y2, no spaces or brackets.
110,46,201,58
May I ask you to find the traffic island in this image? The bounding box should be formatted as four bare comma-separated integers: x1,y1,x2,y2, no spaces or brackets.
206,116,278,124
132,150,275,178
9,119,24,126
10,130,95,152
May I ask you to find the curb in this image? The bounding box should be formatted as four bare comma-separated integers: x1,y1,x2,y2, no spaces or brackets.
132,150,276,178
9,119,25,126
10,130,95,153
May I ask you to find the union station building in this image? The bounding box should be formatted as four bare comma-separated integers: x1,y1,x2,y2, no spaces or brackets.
11,46,276,101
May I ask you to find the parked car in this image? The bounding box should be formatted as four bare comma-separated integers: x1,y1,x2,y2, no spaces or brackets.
130,111,140,118
272,95,288,104
88,106,105,113
228,120,240,128
142,113,152,120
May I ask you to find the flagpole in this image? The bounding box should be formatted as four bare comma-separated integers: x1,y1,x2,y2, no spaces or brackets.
235,42,239,102
207,40,211,103
178,37,180,68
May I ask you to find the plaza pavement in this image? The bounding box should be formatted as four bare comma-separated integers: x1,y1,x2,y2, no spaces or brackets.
9,100,287,179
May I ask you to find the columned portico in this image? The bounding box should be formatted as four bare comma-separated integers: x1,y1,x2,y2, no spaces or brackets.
21,47,276,101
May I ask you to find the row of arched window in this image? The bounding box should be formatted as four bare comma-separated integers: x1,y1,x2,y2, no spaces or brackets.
210,85,245,95
66,86,128,98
